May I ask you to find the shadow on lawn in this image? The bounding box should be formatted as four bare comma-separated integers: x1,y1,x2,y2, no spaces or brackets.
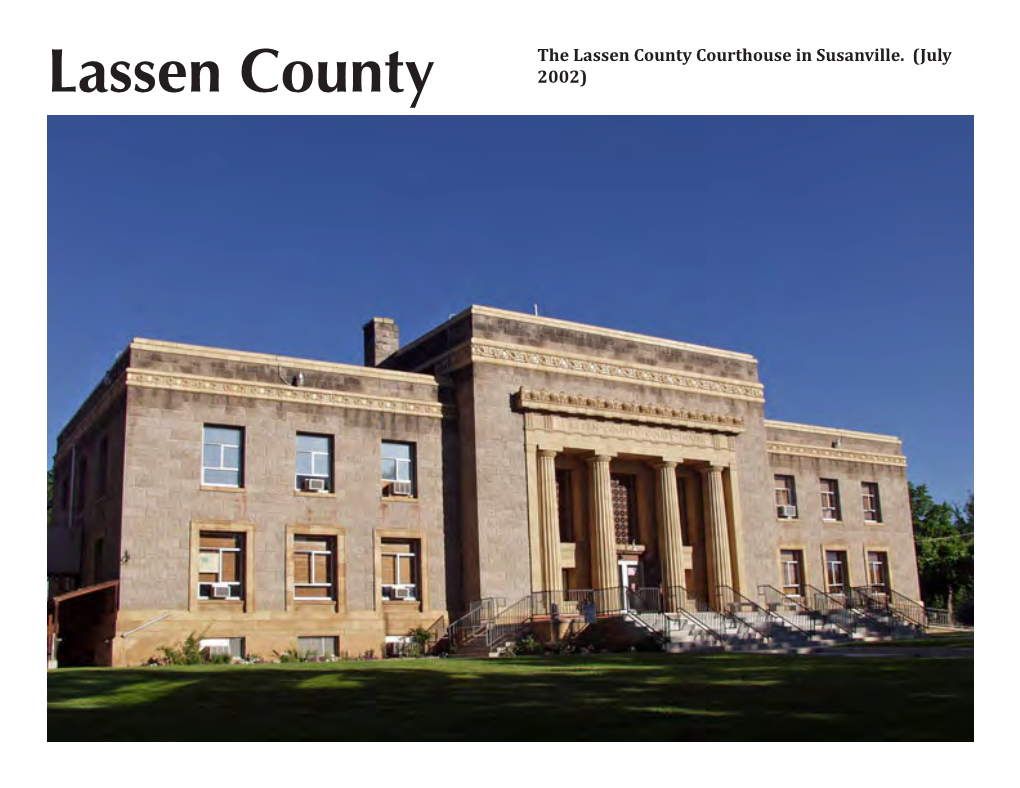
48,654,973,742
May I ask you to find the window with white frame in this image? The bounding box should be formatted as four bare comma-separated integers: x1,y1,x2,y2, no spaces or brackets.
775,475,798,518
867,551,889,594
780,550,804,597
381,441,415,496
381,538,419,601
198,532,245,600
296,433,332,492
825,550,848,595
294,535,335,600
203,426,243,487
820,479,842,521
297,636,338,659
861,482,882,522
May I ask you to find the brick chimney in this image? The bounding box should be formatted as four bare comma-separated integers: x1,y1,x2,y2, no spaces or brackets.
363,317,400,367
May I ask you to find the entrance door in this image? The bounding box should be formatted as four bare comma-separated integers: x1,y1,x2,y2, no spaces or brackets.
619,559,639,610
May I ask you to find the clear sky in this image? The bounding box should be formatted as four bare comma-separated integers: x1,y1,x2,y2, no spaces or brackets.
47,115,973,504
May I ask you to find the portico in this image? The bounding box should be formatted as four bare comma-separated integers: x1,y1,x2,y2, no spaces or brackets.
519,388,745,609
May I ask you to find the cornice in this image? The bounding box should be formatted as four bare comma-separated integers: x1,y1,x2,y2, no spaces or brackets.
764,419,901,445
130,338,439,387
432,339,764,402
767,441,907,467
525,412,733,451
470,306,758,363
55,373,127,458
515,387,745,433
126,369,452,419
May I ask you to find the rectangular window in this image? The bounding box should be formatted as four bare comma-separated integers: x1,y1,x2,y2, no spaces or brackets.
381,441,416,496
825,550,849,595
203,426,243,488
381,539,419,601
867,551,889,594
780,550,804,597
294,535,335,600
556,469,574,542
298,636,338,659
296,433,332,492
820,479,841,521
200,637,246,660
861,482,882,522
611,474,637,543
775,475,797,518
198,532,245,600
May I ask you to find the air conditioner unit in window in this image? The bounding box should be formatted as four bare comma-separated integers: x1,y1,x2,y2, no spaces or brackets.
393,587,412,600
390,480,413,497
211,583,232,599
777,504,798,519
303,478,326,493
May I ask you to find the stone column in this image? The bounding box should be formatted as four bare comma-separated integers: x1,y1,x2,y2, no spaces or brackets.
701,464,733,603
655,461,686,611
537,449,562,595
587,455,617,601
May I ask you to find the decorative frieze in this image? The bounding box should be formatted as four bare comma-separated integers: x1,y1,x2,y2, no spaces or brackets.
515,387,744,433
525,412,732,450
768,441,907,467
125,369,451,419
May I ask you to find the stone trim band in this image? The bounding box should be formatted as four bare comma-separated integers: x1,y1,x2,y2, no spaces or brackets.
767,441,907,467
126,369,451,419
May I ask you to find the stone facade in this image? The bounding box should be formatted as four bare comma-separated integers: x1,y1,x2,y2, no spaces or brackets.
50,306,920,666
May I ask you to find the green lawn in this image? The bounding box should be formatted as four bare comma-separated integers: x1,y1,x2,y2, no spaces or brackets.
48,653,973,741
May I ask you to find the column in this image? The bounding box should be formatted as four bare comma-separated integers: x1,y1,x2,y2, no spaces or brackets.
537,449,562,596
655,461,686,611
587,455,617,601
700,464,733,603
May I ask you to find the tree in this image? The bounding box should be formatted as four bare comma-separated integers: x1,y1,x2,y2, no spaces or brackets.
910,482,974,622
47,469,54,527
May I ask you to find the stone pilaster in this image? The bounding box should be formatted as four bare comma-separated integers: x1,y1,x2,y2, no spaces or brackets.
587,454,617,595
537,449,562,595
701,464,733,603
655,461,685,610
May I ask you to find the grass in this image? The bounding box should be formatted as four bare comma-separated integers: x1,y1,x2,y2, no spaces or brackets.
48,653,973,741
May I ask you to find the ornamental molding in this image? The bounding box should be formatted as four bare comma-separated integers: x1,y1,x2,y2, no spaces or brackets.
767,441,907,467
515,387,745,434
525,412,733,451
433,339,765,402
125,369,451,419
55,373,127,458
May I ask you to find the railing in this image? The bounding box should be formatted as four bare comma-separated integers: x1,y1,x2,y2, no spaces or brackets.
925,608,973,630
716,585,810,641
757,585,820,634
445,597,504,650
664,584,754,644
803,584,862,636
852,586,927,629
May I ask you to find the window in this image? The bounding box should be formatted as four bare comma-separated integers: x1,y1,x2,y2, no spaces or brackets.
200,637,246,660
381,539,419,601
775,475,797,518
867,551,889,594
820,479,841,521
780,550,804,597
825,550,849,595
861,482,882,522
611,474,637,543
556,469,574,542
203,426,243,487
294,535,335,600
296,433,332,492
198,532,245,600
381,441,415,496
298,636,338,659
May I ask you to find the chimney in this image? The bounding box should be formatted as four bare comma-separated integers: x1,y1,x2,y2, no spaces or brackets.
363,317,400,367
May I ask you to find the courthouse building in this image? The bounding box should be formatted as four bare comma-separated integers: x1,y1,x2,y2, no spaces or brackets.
48,306,919,666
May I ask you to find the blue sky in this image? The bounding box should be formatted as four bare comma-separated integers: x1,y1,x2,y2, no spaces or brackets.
48,115,973,503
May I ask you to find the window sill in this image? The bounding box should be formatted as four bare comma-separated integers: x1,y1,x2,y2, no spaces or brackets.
382,599,421,606
294,598,337,604
864,520,883,525
381,495,419,503
294,491,337,498
777,518,800,523
822,519,844,525
200,485,245,494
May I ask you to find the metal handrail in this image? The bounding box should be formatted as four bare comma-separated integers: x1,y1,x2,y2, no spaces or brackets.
716,585,811,641
664,584,753,644
445,596,503,649
802,584,857,635
852,586,927,628
757,584,820,634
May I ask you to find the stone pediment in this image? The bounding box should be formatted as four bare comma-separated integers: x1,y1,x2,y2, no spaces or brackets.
514,387,744,434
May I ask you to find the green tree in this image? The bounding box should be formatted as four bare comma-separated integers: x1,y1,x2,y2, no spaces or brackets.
910,482,974,621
